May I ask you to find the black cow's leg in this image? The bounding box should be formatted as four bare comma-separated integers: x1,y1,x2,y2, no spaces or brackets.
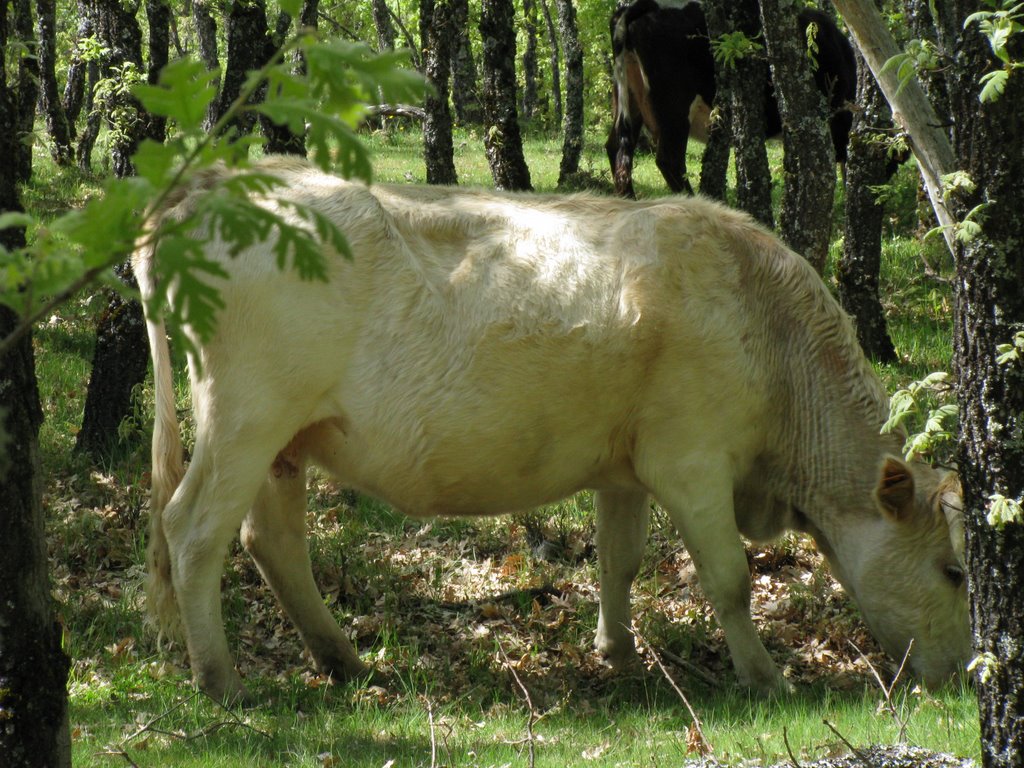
655,122,694,195
610,116,641,199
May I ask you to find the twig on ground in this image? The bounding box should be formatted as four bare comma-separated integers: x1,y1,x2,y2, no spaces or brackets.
782,725,803,768
426,697,438,768
498,643,538,768
655,644,720,688
850,638,914,742
93,749,140,767
630,623,713,756
822,719,877,768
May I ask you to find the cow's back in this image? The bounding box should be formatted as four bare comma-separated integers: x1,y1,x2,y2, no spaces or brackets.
164,159,869,519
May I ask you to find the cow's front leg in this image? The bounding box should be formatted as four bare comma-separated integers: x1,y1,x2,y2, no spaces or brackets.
594,489,650,668
651,462,789,693
241,461,369,684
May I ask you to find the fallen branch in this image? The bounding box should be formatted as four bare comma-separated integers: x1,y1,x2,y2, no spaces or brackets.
850,638,914,743
822,719,877,768
498,643,539,768
631,623,713,756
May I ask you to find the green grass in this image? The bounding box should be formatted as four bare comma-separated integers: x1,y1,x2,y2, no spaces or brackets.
25,127,975,767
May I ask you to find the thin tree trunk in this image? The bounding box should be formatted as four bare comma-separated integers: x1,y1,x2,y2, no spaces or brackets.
36,0,73,164
61,2,92,140
449,0,480,124
705,0,773,224
760,0,834,272
521,0,539,121
146,0,170,143
371,0,396,51
831,0,958,254
76,0,152,457
837,50,897,363
192,0,220,131
12,0,37,182
538,0,561,127
420,0,457,184
479,0,532,190
0,16,72,758
555,0,582,187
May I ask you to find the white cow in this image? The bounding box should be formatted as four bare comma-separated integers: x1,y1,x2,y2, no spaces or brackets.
136,157,969,703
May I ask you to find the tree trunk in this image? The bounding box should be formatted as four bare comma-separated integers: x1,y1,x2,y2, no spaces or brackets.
371,0,396,51
216,0,270,135
449,0,479,124
760,0,835,273
36,0,73,165
146,0,170,143
62,1,92,140
420,0,458,185
931,3,1024,765
521,0,539,121
831,0,958,254
0,20,72,759
75,0,153,457
706,0,773,225
12,0,37,183
837,49,897,363
555,0,583,187
539,0,561,127
192,0,220,131
479,0,532,191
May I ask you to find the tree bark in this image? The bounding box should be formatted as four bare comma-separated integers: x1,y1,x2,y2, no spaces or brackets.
837,49,898,363
931,3,1024,766
449,0,480,124
36,0,73,165
831,0,958,254
555,0,583,187
760,0,835,273
61,1,92,140
371,0,396,51
479,0,532,190
12,0,37,183
192,0,220,131
706,0,773,226
146,0,170,143
0,16,72,760
420,0,458,185
521,0,539,122
75,0,153,457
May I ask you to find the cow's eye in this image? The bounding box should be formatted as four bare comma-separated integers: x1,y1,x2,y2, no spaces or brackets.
944,564,965,588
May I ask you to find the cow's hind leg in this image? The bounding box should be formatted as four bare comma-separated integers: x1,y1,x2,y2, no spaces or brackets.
240,448,369,684
645,459,788,693
594,489,650,668
162,440,277,703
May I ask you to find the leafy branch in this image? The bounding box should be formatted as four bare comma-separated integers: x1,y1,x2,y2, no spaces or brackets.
965,0,1024,102
0,32,426,358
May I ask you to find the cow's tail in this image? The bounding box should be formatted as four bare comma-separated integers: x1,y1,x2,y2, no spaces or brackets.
134,233,187,644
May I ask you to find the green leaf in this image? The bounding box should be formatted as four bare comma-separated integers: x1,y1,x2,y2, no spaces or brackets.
133,139,182,187
979,69,1009,102
133,57,219,132
0,212,33,231
278,0,301,18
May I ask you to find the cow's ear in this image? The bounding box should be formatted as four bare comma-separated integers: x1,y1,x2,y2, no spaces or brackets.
875,455,915,521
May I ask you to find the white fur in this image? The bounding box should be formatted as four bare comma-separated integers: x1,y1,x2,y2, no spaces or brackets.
137,157,968,701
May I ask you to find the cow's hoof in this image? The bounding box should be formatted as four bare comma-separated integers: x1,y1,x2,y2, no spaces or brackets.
739,668,793,697
199,671,251,707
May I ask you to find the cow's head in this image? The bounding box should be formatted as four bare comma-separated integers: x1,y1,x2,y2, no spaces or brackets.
839,457,970,686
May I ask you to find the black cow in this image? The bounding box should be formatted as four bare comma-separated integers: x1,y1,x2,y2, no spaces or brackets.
606,0,857,198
